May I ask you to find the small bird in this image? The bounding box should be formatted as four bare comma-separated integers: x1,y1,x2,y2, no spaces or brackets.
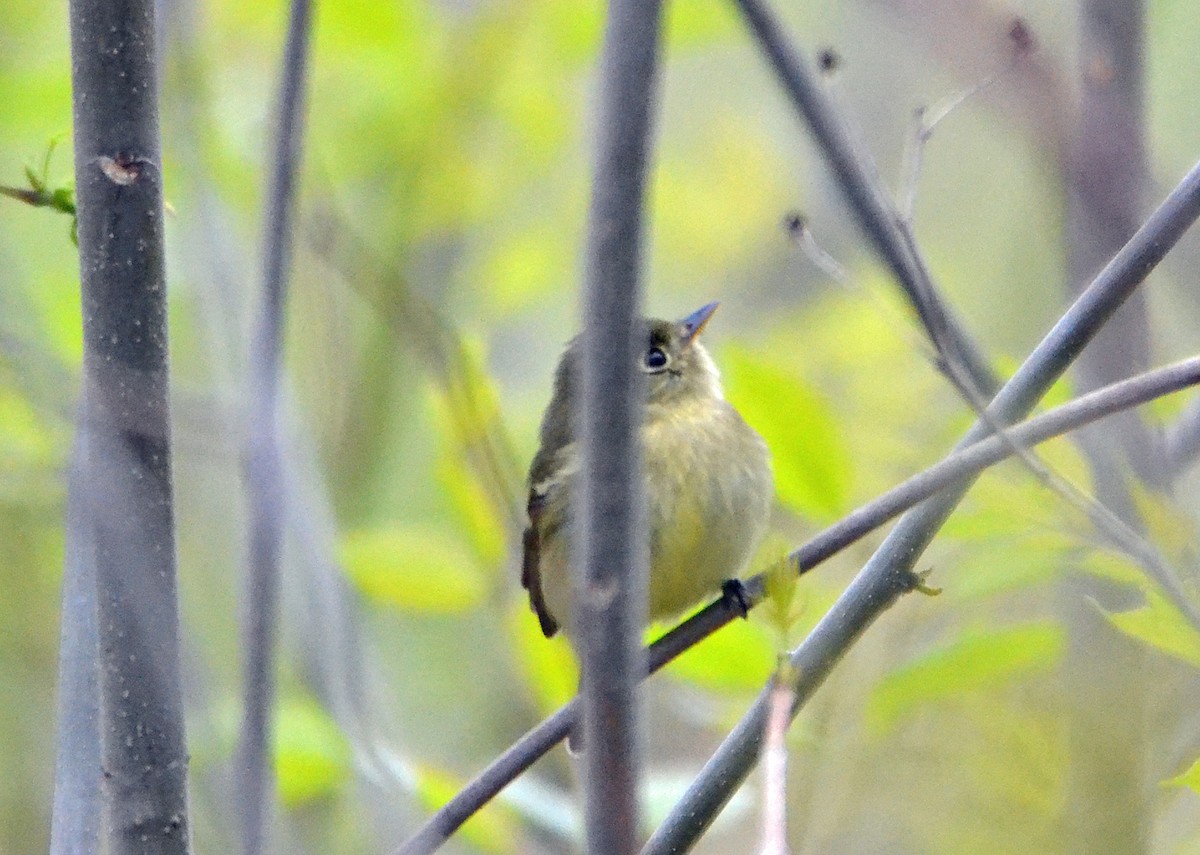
521,302,774,638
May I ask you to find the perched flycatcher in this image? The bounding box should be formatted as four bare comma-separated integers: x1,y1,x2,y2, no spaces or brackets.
521,302,774,638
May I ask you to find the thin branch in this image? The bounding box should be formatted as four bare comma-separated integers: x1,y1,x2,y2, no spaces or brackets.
63,0,190,849
776,5,1169,644
307,205,525,536
759,667,794,855
640,155,1200,854
577,0,665,850
394,353,1200,855
730,0,997,397
899,19,1034,224
237,1,314,853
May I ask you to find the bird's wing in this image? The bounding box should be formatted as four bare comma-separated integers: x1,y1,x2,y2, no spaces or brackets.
521,483,559,638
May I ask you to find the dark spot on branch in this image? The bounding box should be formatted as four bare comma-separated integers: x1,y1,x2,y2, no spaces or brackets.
782,210,806,237
817,47,840,74
1008,17,1034,56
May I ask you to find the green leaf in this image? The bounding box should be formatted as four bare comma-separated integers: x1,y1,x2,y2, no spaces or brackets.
867,622,1064,736
942,530,1076,601
275,696,352,806
340,525,485,613
722,345,852,520
1099,586,1200,669
662,614,776,692
1164,755,1200,793
433,437,508,571
508,601,578,714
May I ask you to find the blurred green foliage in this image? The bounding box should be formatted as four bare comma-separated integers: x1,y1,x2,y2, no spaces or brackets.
4,0,1200,853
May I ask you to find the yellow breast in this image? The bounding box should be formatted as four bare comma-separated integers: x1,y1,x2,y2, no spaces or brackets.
641,398,772,621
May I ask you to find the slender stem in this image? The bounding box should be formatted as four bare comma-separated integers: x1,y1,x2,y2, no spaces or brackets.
640,156,1200,854
64,0,190,850
50,400,102,855
393,352,1200,855
577,0,665,851
237,1,314,853
731,0,996,397
1062,3,1153,850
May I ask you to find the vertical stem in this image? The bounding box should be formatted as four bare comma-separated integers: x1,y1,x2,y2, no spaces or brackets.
50,404,102,855
237,1,314,853
66,0,190,851
578,0,665,852
1062,2,1152,852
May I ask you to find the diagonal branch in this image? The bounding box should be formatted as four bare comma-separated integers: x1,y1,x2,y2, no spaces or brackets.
393,352,1200,855
752,0,1176,662
730,0,996,397
640,155,1200,854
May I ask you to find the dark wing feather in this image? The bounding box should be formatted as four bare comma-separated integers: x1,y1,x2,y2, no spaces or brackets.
520,342,578,639
521,489,559,637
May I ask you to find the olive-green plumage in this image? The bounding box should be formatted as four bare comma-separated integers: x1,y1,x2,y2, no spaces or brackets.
521,302,773,638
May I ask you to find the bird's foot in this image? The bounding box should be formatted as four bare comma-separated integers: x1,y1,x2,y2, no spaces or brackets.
721,579,752,619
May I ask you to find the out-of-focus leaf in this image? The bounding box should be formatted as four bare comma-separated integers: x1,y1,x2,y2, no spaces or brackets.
1079,548,1145,587
662,614,776,692
487,28,572,157
760,288,948,494
867,622,1064,736
508,601,578,714
433,437,508,571
427,336,506,455
652,122,791,289
942,530,1076,601
275,696,352,806
426,339,523,535
942,467,1077,544
723,345,851,520
1098,586,1200,669
1164,755,1200,793
1130,481,1196,563
475,225,573,315
413,764,522,854
666,0,737,50
0,388,58,467
340,526,485,613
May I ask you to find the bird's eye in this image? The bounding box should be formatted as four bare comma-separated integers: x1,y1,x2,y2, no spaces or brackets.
644,346,668,371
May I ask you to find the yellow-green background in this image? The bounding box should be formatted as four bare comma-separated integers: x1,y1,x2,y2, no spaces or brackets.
4,0,1200,852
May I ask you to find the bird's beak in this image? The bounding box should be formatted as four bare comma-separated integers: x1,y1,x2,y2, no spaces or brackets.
678,301,719,346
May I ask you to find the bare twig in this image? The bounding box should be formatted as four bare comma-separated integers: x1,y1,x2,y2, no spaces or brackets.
759,666,794,855
899,19,1036,224
640,154,1200,854
781,8,1174,639
237,1,314,853
394,353,1200,855
307,206,525,537
782,212,851,284
730,0,996,397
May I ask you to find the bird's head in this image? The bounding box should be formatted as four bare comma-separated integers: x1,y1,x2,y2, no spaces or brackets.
641,301,723,409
